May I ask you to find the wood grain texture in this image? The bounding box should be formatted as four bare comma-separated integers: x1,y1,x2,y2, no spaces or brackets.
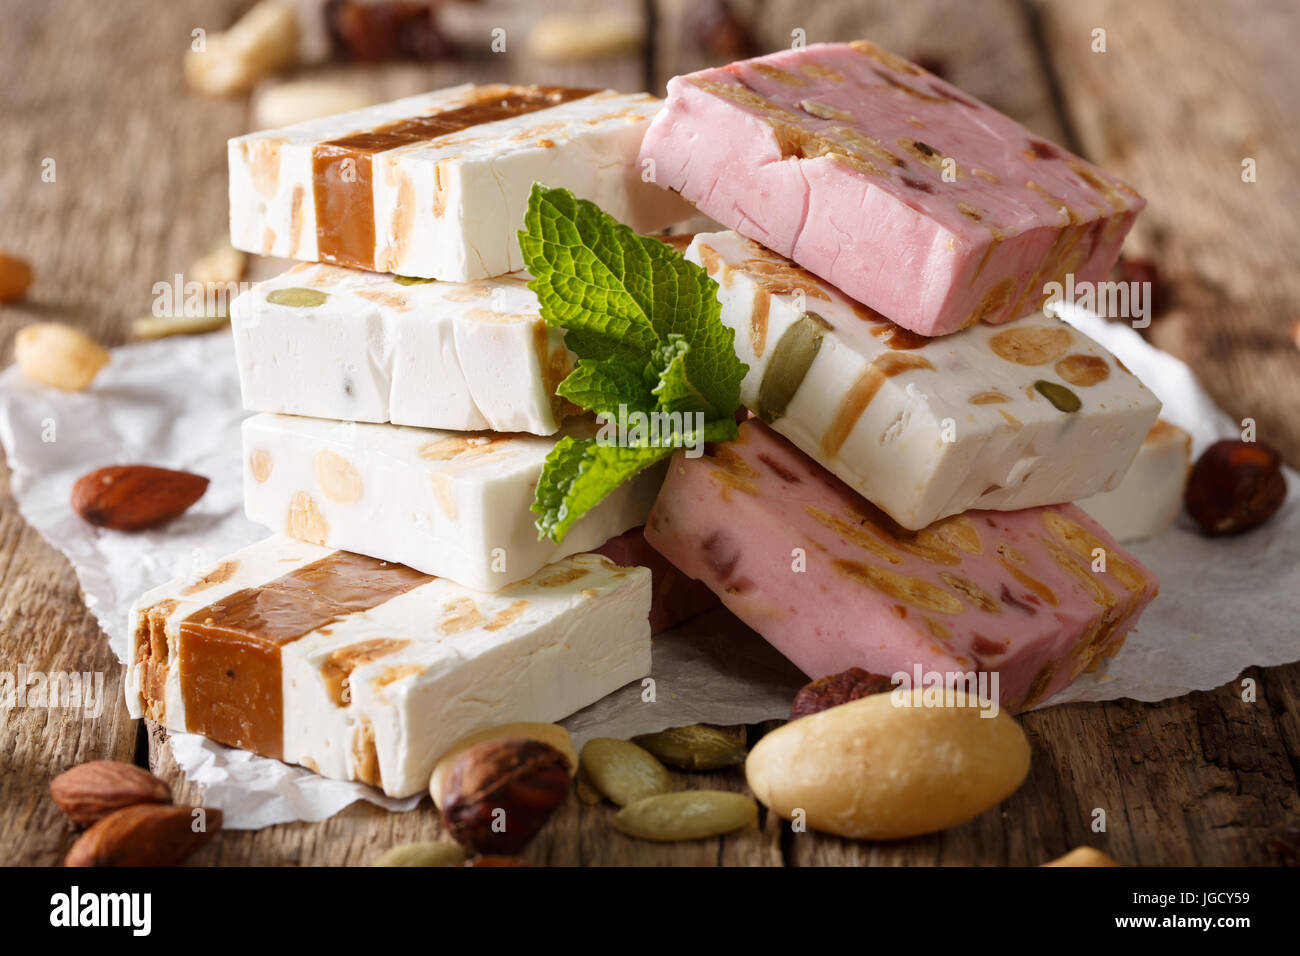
1,0,1297,866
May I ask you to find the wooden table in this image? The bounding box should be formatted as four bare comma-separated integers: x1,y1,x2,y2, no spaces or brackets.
2,0,1297,866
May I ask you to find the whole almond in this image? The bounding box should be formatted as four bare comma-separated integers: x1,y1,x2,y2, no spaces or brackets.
0,251,34,302
14,322,109,390
71,464,209,531
50,760,171,826
65,804,222,867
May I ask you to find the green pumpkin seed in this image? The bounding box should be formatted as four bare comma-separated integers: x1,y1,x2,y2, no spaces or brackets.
266,287,328,308
612,791,758,842
393,275,435,286
632,724,748,771
370,842,467,867
579,738,671,807
756,313,826,423
1033,379,1082,413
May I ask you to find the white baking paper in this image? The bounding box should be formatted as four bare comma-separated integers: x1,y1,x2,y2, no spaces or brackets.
0,309,1296,828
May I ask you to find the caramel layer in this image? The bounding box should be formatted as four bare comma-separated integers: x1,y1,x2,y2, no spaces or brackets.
311,86,598,269
178,551,432,759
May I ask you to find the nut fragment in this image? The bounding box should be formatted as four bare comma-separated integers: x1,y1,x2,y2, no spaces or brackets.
632,725,748,771
184,0,299,96
65,804,221,867
50,761,171,826
574,764,602,805
1041,846,1121,867
579,738,672,807
612,791,758,842
440,738,570,854
430,722,577,810
14,322,110,390
131,313,230,340
0,250,34,302
371,842,467,867
790,667,895,721
253,79,380,129
71,465,209,532
746,691,1031,840
1185,439,1287,536
528,15,642,62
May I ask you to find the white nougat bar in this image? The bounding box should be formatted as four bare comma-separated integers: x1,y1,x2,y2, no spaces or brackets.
126,536,652,797
232,262,574,434
1080,419,1191,542
687,230,1163,530
229,84,691,281
243,413,662,591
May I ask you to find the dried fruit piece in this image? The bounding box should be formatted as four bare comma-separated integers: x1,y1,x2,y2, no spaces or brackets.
65,804,221,867
579,738,671,807
440,738,570,854
14,322,110,390
689,0,758,59
71,465,209,532
1185,439,1287,536
612,791,757,842
430,722,577,810
267,287,329,308
632,725,748,770
1041,846,1121,867
371,842,467,867
329,1,456,61
0,251,34,302
1033,380,1081,413
790,667,895,720
50,761,171,826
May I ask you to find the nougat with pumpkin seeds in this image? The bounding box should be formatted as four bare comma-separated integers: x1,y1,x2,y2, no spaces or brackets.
640,42,1145,335
126,535,651,797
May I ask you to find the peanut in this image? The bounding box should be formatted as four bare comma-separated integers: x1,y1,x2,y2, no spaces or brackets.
185,0,299,96
14,322,110,391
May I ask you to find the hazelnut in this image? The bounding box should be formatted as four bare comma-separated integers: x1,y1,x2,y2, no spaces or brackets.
1184,439,1287,536
790,667,895,720
440,738,570,855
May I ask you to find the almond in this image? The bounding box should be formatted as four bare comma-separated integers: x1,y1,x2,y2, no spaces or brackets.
50,761,171,826
65,804,222,867
0,251,34,302
14,322,110,390
71,464,209,532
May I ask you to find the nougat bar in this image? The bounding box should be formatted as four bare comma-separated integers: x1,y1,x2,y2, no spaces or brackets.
232,262,574,434
687,230,1161,530
644,421,1158,712
243,413,661,591
230,84,690,281
126,536,651,797
1080,419,1191,542
641,42,1144,335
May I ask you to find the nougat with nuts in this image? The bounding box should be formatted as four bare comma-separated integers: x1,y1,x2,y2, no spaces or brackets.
645,421,1158,712
126,535,651,797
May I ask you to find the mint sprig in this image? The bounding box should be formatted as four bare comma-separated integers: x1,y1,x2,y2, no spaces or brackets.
519,184,747,542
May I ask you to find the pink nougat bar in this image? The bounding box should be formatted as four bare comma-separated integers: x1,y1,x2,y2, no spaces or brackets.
595,527,719,632
639,41,1145,336
644,421,1158,711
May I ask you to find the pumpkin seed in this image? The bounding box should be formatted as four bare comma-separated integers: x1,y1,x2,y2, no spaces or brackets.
574,764,603,805
1033,379,1082,413
370,842,467,867
393,275,435,286
267,287,328,307
755,312,826,423
612,791,758,842
632,724,747,770
579,738,670,807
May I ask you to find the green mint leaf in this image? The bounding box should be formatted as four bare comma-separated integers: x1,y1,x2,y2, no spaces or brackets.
519,183,748,542
531,437,672,543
